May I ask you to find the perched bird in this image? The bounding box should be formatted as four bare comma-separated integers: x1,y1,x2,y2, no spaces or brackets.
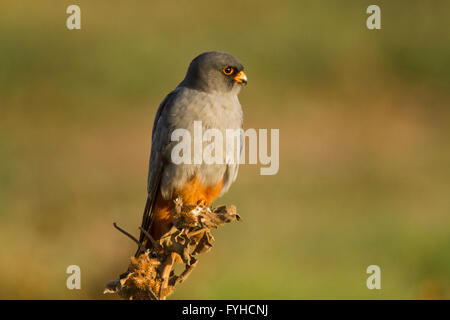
137,52,247,255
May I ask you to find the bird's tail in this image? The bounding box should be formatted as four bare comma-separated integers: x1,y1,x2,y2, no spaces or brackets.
134,194,155,257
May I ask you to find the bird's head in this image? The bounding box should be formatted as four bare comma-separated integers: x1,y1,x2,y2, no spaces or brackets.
180,51,247,95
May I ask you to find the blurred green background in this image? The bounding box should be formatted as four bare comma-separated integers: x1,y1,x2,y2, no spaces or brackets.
1,0,449,299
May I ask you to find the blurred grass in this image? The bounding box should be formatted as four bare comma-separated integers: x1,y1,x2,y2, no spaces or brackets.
0,0,449,299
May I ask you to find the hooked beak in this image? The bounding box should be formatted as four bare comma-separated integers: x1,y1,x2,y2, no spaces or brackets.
234,70,248,85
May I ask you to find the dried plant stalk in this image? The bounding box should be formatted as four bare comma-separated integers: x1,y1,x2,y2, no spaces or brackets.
104,199,240,300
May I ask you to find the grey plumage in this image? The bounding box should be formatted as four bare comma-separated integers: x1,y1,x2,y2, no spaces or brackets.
138,51,246,247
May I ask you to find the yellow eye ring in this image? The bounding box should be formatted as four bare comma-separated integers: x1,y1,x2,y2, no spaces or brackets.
222,66,234,75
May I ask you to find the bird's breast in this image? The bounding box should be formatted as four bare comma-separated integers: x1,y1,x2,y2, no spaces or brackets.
160,87,243,199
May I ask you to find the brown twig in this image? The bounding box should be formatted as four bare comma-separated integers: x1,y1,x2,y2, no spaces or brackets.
139,226,160,249
113,222,146,253
175,258,198,285
146,287,159,300
105,203,240,300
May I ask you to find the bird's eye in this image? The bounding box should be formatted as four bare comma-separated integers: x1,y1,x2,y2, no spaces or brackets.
222,66,234,75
